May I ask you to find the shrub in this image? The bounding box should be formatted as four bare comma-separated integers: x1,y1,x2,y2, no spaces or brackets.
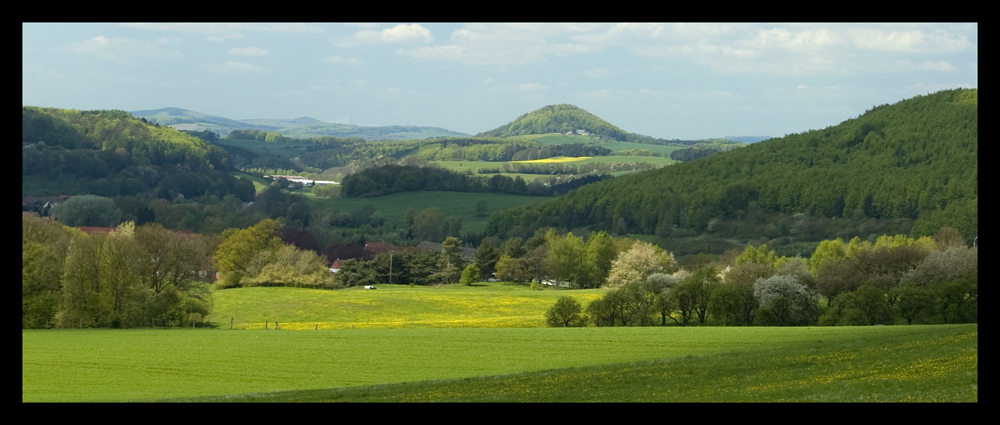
545,296,587,327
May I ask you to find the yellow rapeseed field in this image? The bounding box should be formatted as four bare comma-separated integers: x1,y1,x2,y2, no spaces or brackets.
508,156,591,164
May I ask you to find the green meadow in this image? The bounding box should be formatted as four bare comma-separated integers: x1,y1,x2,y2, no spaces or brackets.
23,324,976,402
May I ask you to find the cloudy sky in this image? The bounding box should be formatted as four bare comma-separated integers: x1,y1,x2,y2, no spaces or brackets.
23,23,977,140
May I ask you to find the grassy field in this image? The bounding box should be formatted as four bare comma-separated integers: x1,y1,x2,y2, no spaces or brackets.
210,283,606,330
179,324,976,402
23,324,976,402
306,190,551,235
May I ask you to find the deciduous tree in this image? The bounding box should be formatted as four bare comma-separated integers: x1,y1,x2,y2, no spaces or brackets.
546,296,587,327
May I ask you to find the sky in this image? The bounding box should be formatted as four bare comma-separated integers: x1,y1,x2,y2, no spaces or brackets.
23,23,977,140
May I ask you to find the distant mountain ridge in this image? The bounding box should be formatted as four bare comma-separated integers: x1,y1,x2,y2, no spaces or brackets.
130,107,468,141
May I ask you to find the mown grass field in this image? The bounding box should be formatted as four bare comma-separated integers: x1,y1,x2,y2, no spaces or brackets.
23,324,976,402
306,190,551,234
210,283,606,329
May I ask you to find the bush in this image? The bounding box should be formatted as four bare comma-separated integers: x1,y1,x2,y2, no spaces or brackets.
545,296,587,327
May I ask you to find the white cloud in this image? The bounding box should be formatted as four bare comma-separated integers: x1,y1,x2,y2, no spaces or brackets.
919,60,956,72
640,89,669,96
207,61,272,73
399,44,468,60
64,35,181,63
344,24,434,45
848,28,971,53
584,69,610,78
395,24,608,64
122,23,323,41
326,56,363,65
228,47,269,56
749,28,837,50
583,88,612,98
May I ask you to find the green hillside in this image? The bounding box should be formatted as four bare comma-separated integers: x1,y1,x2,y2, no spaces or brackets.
487,89,978,247
477,104,631,140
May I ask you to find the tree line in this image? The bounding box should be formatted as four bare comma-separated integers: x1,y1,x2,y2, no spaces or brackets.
545,226,976,328
23,214,213,329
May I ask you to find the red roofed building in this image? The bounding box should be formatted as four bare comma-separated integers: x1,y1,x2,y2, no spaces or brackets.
74,226,116,235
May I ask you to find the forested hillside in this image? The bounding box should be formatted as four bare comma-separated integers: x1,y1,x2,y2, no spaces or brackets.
22,107,263,232
487,89,978,245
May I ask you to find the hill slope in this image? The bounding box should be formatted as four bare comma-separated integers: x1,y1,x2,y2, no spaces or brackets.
477,104,632,141
486,89,978,244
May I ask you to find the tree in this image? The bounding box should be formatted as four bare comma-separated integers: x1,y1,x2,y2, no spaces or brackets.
51,195,122,227
735,243,778,268
459,264,480,286
810,238,846,277
932,225,967,251
474,237,500,280
708,282,754,326
242,244,337,289
753,275,820,326
580,231,616,289
56,232,102,328
212,219,284,288
892,283,937,325
433,236,466,284
474,199,489,217
544,230,585,287
674,266,718,324
546,296,587,327
135,223,211,295
412,207,444,242
605,241,675,287
815,258,864,307
96,222,149,328
23,213,79,328
495,254,531,284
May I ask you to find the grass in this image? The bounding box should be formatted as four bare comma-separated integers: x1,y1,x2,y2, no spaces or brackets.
23,324,976,402
210,282,606,330
184,324,975,402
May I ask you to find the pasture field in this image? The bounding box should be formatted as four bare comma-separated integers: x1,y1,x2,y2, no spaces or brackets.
232,171,269,191
23,325,975,402
306,190,550,234
179,324,976,402
210,283,606,329
213,138,308,161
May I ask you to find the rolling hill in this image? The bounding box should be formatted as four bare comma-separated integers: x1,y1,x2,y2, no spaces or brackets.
486,89,978,247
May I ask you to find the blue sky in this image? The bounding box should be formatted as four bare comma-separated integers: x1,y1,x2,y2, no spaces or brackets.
23,23,977,140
